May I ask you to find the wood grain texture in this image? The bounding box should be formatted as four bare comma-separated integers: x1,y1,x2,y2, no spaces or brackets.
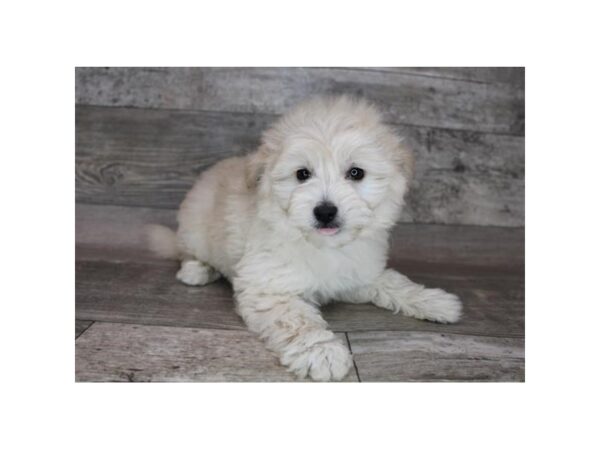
76,204,524,269
75,322,356,382
389,67,524,85
324,273,524,336
75,320,93,338
348,331,524,381
388,222,524,271
76,203,176,258
76,256,523,337
76,67,524,135
76,258,244,330
76,106,524,226
403,128,524,226
75,105,269,210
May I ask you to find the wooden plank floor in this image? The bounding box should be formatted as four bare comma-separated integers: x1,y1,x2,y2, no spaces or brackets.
76,323,356,382
75,204,524,382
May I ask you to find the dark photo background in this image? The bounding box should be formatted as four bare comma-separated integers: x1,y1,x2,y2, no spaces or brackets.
75,67,524,381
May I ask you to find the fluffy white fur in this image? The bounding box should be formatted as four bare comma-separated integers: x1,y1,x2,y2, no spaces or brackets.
148,96,462,381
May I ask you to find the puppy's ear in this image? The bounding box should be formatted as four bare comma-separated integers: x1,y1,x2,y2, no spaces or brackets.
245,145,270,189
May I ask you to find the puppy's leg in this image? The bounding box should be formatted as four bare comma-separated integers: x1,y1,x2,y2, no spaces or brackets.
339,269,462,323
176,259,221,286
235,291,353,381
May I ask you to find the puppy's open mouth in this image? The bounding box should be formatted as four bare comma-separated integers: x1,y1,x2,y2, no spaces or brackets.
316,226,340,236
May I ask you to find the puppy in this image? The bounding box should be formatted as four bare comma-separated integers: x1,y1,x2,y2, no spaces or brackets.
148,95,462,381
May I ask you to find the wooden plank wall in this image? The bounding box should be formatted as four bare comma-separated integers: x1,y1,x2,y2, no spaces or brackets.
75,67,525,227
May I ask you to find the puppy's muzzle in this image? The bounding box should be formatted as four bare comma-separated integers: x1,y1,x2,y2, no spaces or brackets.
313,201,338,227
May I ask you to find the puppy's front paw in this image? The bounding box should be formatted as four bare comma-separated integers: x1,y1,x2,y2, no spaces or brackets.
176,260,221,286
409,288,462,323
283,339,353,382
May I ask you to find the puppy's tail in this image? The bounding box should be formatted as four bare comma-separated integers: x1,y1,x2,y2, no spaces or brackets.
145,224,180,259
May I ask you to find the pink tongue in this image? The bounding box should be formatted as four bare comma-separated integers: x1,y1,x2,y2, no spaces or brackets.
318,228,339,236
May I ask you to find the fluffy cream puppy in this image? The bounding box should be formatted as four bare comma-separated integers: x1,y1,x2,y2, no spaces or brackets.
148,96,462,381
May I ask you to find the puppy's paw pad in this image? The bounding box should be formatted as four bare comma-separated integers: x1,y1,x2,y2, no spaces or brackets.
287,340,353,382
176,260,219,286
413,289,462,323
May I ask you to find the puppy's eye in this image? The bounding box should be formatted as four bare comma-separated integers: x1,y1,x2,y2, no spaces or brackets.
296,168,311,182
346,167,365,181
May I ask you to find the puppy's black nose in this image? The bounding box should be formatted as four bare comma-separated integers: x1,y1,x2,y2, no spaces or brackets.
313,202,338,225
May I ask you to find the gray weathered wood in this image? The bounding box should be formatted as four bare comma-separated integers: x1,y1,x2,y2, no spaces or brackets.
388,222,524,270
387,67,524,85
403,128,524,226
75,322,356,382
76,256,523,337
75,320,93,339
76,203,176,257
76,258,244,330
324,273,524,336
76,204,524,269
76,106,524,226
347,331,524,381
75,67,524,135
75,105,268,210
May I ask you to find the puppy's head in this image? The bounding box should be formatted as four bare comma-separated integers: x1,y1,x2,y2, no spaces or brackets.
248,96,413,247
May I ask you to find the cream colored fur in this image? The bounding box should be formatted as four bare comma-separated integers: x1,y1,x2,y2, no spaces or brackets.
148,95,462,381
